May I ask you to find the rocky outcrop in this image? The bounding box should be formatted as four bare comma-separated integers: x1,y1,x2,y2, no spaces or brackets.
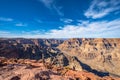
0,38,120,78
0,58,119,80
64,55,82,71
58,38,120,59
58,38,120,77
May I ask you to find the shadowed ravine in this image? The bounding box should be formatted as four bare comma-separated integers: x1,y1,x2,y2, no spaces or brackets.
0,38,120,80
74,56,109,77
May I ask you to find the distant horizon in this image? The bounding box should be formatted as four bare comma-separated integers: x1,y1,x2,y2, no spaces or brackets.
0,37,120,39
0,0,120,38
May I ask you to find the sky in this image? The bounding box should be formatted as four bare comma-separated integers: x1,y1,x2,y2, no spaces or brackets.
0,0,120,38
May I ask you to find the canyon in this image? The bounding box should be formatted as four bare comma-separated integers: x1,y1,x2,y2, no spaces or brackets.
0,38,120,80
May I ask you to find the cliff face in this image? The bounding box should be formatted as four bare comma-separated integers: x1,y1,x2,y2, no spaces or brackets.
58,38,120,77
58,38,120,60
0,38,120,78
0,38,83,72
0,38,63,59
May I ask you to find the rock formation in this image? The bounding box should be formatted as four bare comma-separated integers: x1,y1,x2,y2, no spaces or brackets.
0,38,120,79
58,38,120,77
0,57,119,80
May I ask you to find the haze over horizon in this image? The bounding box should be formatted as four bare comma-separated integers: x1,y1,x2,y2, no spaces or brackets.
0,0,120,38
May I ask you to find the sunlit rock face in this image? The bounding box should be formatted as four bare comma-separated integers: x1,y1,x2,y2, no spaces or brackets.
0,38,120,78
0,57,120,80
58,38,120,77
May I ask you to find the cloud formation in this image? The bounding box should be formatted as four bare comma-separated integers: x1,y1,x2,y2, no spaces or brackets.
40,0,54,9
60,18,73,23
39,0,63,16
0,17,13,21
47,19,120,38
0,31,11,37
84,0,120,19
15,23,27,27
0,0,120,38
2,19,120,38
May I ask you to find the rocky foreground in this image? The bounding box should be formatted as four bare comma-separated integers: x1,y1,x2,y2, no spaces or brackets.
0,57,120,80
0,38,120,80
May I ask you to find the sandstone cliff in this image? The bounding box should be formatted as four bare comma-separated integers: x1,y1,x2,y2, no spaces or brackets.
58,38,120,77
0,38,120,78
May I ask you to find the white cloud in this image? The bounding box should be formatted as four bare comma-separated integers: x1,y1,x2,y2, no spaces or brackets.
22,30,43,35
46,19,120,38
39,0,63,16
77,20,89,25
1,19,120,38
0,31,11,37
15,23,27,27
53,5,63,16
60,18,73,23
40,0,54,9
84,0,120,19
0,17,13,21
0,31,10,34
36,19,43,23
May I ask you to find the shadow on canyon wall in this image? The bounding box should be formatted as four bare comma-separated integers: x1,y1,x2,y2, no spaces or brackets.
74,57,109,77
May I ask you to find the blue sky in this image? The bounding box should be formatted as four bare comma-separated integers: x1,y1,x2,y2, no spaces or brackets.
0,0,120,38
